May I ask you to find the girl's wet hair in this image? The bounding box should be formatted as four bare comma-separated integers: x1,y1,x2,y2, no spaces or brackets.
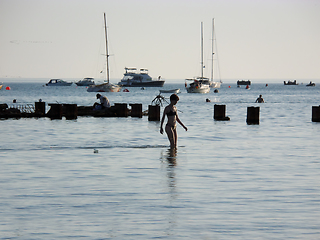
170,94,179,102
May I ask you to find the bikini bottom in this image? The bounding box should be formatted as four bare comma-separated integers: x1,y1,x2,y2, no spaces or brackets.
166,123,176,131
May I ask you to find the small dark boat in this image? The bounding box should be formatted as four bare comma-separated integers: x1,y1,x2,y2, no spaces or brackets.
284,80,298,85
237,80,251,86
306,81,315,87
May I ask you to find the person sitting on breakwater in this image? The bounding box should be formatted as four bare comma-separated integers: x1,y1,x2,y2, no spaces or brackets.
94,93,111,110
160,94,188,149
255,94,264,103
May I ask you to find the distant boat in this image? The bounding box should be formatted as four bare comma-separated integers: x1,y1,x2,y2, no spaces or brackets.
284,80,298,85
159,88,180,94
306,81,315,87
75,77,95,86
237,80,251,86
0,83,3,90
118,68,165,87
87,13,121,93
186,79,210,93
186,22,210,94
46,79,73,86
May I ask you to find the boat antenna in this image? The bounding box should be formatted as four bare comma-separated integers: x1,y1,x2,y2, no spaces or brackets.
104,12,110,83
211,18,214,82
201,22,204,80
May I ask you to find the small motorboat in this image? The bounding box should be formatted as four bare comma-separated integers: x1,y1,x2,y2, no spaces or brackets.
306,81,315,87
237,80,251,86
46,79,73,86
284,80,298,85
159,88,180,94
75,77,95,86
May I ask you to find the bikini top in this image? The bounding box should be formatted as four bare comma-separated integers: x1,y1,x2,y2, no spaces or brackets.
167,110,177,116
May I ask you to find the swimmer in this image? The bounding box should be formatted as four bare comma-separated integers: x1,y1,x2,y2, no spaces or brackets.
160,94,187,149
255,94,264,103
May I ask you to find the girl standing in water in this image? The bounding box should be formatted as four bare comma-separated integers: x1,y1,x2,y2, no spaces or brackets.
160,94,188,149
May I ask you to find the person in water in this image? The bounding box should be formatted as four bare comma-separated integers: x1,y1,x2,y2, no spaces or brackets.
160,94,187,149
255,94,264,103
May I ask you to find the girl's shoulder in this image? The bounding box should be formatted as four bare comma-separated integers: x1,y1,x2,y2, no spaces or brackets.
164,105,172,111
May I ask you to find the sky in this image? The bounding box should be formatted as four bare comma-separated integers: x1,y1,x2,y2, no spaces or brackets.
0,0,320,82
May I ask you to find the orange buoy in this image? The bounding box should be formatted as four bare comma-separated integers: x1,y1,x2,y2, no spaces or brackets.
228,86,231,88
6,86,11,90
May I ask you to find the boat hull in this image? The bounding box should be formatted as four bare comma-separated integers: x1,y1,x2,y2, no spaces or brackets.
160,89,180,94
46,83,73,86
209,82,221,88
87,83,121,92
186,86,210,93
119,80,165,87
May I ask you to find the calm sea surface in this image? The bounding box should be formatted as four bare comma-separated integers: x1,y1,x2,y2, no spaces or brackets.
0,80,319,239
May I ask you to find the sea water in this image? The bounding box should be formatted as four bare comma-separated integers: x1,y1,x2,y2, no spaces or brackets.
0,80,319,239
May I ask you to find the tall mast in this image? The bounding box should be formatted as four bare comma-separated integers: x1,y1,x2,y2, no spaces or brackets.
201,22,204,80
211,18,215,82
104,13,110,83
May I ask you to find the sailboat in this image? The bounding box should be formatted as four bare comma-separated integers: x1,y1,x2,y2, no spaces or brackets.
186,22,210,93
209,18,221,88
87,13,121,93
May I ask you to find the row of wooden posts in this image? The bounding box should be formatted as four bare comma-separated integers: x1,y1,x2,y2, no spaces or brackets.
2,102,320,123
214,104,320,124
32,102,161,120
36,102,320,124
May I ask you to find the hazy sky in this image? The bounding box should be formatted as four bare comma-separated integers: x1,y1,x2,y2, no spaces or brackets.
1,0,319,82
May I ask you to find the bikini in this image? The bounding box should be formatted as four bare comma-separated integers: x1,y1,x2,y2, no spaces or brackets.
166,109,177,130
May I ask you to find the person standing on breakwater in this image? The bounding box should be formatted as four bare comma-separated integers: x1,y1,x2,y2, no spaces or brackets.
94,93,111,110
160,94,187,149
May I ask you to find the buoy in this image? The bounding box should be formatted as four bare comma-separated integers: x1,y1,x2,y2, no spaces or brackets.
214,89,219,93
228,86,231,88
123,88,129,92
6,86,11,90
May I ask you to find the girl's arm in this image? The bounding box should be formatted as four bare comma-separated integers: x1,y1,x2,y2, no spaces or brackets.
176,115,188,131
160,106,167,134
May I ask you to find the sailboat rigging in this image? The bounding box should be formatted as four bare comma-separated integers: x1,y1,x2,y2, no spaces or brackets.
87,13,121,92
210,18,221,88
185,22,210,93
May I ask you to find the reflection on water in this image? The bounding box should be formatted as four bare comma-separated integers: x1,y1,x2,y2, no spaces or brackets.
160,148,178,237
166,148,177,167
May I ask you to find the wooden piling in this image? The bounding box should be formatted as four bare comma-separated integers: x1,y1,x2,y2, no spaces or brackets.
35,102,46,116
148,105,160,121
130,103,142,118
114,103,128,117
312,106,320,122
63,104,78,120
47,104,63,119
247,106,259,124
214,104,230,121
